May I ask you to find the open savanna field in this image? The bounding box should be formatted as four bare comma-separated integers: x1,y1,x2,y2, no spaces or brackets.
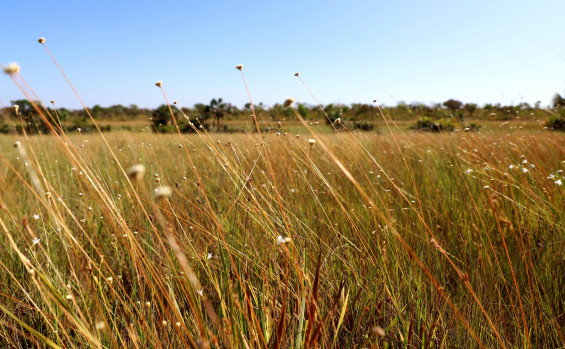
0,120,564,348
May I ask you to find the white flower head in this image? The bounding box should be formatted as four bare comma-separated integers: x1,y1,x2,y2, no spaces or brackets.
127,164,146,181
3,62,20,74
307,138,316,145
236,64,243,70
276,235,292,244
155,80,163,87
154,185,172,199
33,214,40,220
555,179,563,186
38,37,46,44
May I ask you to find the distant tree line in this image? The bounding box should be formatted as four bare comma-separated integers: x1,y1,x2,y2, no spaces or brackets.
0,95,563,134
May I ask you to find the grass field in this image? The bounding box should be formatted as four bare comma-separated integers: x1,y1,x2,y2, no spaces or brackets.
0,117,564,347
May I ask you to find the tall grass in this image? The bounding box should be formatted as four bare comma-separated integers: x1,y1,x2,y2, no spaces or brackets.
1,124,564,347
1,52,565,348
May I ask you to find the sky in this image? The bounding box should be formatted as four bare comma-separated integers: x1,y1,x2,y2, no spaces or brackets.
1,0,564,109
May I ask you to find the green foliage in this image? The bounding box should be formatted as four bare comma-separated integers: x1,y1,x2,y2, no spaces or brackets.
151,104,176,129
545,115,565,131
297,103,308,119
0,121,12,134
464,103,477,117
467,122,482,131
351,120,376,131
413,117,460,132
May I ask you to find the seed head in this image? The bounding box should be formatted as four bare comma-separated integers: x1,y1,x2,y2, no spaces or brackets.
276,235,292,244
127,164,146,181
155,80,163,87
308,138,316,145
236,64,243,70
373,326,385,337
154,185,172,199
13,141,21,148
38,37,46,44
50,100,55,105
3,62,20,74
294,72,299,77
12,105,19,114
283,98,295,108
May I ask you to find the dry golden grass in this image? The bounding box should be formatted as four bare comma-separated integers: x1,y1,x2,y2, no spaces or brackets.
0,124,564,348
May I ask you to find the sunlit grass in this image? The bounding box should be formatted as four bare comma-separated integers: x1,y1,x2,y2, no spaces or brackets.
0,124,564,347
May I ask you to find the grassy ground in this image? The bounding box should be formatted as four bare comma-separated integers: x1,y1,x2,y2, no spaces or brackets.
0,121,564,348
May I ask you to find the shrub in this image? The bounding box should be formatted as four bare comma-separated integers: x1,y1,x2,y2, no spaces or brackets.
466,122,481,131
0,122,10,133
545,116,565,131
352,120,375,131
413,117,460,132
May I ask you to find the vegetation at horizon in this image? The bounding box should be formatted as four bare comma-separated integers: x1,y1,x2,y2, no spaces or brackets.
2,93,565,135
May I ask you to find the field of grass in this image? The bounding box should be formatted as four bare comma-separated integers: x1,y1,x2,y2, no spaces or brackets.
0,114,564,348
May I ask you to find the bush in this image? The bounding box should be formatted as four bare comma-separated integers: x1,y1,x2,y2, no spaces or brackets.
413,117,460,132
545,116,565,131
466,122,481,131
0,121,12,134
352,120,375,131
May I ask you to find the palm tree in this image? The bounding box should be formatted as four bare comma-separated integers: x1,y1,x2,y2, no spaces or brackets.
209,98,226,130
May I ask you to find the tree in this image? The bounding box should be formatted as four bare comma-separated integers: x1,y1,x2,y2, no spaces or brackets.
11,100,36,117
11,99,51,134
552,93,565,108
297,103,309,119
464,103,477,117
92,104,104,118
208,98,226,130
152,104,179,130
443,99,463,112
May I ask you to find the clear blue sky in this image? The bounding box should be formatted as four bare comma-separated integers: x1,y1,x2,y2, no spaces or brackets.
1,0,564,109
